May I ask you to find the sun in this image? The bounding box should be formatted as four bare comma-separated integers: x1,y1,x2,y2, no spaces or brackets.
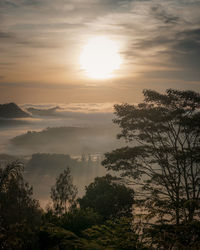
80,36,122,79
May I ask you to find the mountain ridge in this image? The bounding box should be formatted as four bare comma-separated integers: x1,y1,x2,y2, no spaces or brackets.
0,102,30,118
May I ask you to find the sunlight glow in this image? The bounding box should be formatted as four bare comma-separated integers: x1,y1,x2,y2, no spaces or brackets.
80,36,122,79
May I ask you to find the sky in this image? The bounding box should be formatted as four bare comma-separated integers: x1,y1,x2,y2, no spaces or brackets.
0,0,200,103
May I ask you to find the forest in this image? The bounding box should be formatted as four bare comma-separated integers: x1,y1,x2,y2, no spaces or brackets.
1,89,200,249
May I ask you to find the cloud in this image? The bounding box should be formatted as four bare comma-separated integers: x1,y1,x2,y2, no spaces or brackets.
0,31,14,39
0,0,200,100
21,102,114,114
137,27,200,81
113,0,200,82
170,28,200,69
0,82,90,89
0,29,61,49
150,4,180,24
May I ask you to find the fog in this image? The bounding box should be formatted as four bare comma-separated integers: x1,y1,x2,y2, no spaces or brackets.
0,103,123,207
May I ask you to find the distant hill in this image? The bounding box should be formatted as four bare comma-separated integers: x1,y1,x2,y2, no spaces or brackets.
10,126,123,155
0,103,30,118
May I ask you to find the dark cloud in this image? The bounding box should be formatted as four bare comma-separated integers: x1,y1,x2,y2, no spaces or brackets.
0,0,18,8
127,28,200,53
167,29,200,80
174,29,200,53
0,0,44,8
142,69,200,82
0,31,15,39
123,25,200,81
0,29,60,49
0,82,90,89
15,22,86,31
151,4,179,24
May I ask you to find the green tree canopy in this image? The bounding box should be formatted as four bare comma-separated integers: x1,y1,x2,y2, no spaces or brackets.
102,89,200,225
79,174,134,220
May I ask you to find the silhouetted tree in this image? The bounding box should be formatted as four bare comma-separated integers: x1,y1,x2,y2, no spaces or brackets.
144,221,200,249
60,208,102,236
0,161,41,249
51,168,77,215
103,89,200,225
79,174,134,220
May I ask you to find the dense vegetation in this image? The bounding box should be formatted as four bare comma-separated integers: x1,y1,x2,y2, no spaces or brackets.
1,89,200,249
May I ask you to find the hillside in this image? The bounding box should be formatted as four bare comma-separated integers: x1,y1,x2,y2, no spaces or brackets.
10,126,123,154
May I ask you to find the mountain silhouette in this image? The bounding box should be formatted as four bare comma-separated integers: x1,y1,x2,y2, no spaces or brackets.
0,103,30,118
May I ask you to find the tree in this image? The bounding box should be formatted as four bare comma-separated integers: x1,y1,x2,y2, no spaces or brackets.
79,174,134,220
39,224,82,250
102,89,200,225
144,221,200,249
0,161,41,249
51,168,77,215
60,208,102,236
0,161,41,226
82,217,147,250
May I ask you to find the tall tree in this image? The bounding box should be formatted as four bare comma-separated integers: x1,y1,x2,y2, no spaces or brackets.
102,89,200,225
51,168,77,215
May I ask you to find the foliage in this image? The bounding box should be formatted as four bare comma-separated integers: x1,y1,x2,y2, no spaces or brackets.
39,223,82,250
82,217,147,250
145,221,200,249
0,222,40,250
79,174,134,220
103,89,200,225
0,161,23,190
51,168,77,215
3,88,200,249
0,161,42,249
60,208,102,236
0,161,41,227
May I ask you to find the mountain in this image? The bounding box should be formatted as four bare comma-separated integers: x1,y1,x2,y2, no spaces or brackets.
0,103,30,118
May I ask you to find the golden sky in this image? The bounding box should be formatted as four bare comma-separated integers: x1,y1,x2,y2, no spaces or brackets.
0,0,200,103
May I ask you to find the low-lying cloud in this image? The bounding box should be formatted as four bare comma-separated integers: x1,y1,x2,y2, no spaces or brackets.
0,103,119,156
